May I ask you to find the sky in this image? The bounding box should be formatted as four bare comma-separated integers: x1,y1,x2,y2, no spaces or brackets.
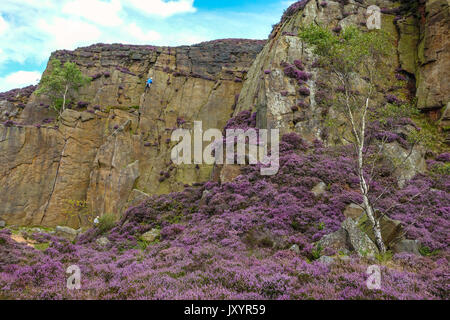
0,0,295,92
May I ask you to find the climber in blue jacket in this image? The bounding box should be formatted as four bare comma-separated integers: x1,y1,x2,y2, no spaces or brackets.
145,77,153,92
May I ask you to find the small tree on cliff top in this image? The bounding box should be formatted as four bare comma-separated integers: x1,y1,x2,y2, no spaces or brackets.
300,24,398,253
36,59,90,116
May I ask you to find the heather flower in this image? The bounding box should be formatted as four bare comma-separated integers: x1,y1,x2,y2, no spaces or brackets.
3,120,14,127
385,94,401,105
77,101,89,108
395,73,407,81
332,26,342,33
293,60,304,70
436,153,450,163
299,87,310,96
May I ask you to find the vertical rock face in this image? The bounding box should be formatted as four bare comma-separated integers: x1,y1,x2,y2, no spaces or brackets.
0,40,265,227
0,1,448,228
236,0,449,136
416,0,449,111
236,0,401,140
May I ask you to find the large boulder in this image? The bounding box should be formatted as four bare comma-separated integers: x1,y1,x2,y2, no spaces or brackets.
342,218,379,258
383,142,427,188
96,237,110,247
359,214,404,249
140,229,160,243
220,165,242,183
317,228,351,253
311,182,327,197
392,239,421,255
54,226,79,242
343,204,365,220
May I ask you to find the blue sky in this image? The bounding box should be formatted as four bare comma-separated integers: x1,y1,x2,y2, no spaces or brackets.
0,0,294,91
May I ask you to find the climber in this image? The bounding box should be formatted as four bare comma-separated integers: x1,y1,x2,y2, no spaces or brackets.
145,77,153,92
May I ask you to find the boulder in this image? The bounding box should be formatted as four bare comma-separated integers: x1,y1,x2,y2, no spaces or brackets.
317,228,351,253
342,218,379,258
199,189,212,206
126,189,150,209
290,244,300,254
383,142,427,188
220,165,242,183
392,239,421,255
140,229,160,243
318,256,335,266
343,204,365,220
96,237,111,247
243,228,288,250
0,220,5,228
311,182,327,197
60,109,81,127
54,226,79,242
359,214,405,249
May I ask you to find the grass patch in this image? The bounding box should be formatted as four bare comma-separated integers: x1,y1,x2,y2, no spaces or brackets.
97,214,117,234
34,243,50,251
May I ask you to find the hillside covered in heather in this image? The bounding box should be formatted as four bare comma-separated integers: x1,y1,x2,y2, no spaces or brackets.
0,0,449,300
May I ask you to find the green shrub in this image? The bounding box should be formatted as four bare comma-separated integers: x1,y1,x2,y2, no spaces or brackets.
375,250,393,263
98,214,117,234
311,244,323,260
419,246,440,257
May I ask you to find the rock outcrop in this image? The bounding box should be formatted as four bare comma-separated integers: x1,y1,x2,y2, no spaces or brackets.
0,0,448,228
235,0,449,137
0,40,265,227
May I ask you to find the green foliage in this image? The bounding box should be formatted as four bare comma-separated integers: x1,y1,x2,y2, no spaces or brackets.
35,59,90,114
410,118,447,152
375,250,393,263
419,246,440,257
63,200,94,227
430,162,450,175
376,103,420,122
311,244,323,261
299,24,393,78
318,222,325,231
34,243,50,251
97,214,117,234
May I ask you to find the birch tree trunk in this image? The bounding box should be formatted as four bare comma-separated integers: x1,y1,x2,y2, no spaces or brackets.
62,84,69,116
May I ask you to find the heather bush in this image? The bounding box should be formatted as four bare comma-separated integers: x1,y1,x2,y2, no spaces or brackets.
1,132,447,300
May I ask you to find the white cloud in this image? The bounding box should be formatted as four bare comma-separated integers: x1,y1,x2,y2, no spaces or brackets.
0,0,281,87
0,71,41,92
125,0,196,17
36,17,102,50
62,0,123,27
0,16,8,35
124,23,161,43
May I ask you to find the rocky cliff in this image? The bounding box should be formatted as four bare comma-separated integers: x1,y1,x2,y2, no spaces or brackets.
236,0,449,137
0,40,265,227
0,0,448,228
